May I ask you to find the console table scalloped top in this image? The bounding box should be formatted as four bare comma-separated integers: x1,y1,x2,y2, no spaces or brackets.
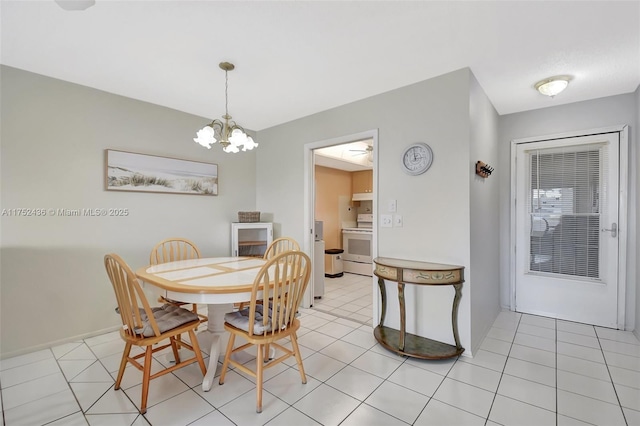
373,257,464,285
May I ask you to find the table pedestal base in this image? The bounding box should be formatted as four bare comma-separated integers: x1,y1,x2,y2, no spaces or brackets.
198,303,233,391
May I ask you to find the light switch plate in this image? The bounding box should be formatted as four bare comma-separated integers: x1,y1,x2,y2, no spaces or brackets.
381,214,392,227
388,199,397,212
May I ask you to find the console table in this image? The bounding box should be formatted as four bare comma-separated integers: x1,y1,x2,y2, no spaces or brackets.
373,257,465,359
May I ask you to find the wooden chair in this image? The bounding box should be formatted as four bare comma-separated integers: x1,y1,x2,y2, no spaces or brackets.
237,237,301,311
219,250,311,413
149,238,206,321
263,237,300,260
104,253,207,414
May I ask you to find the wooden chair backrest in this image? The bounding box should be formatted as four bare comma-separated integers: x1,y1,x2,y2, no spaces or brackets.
150,238,201,265
247,250,311,337
105,253,161,338
263,237,300,260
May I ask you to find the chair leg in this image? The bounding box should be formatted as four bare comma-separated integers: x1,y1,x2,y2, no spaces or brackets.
219,334,235,385
256,343,264,413
114,342,132,390
290,333,307,384
188,329,207,375
170,336,181,364
140,346,153,414
264,343,271,362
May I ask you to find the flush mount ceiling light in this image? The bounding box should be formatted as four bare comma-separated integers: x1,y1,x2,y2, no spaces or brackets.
194,62,257,154
55,0,95,11
535,75,572,97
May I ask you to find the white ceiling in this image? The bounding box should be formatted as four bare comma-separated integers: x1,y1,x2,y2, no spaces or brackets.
2,1,639,132
315,139,373,172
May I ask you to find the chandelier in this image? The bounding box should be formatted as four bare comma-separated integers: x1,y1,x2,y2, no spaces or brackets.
194,62,258,153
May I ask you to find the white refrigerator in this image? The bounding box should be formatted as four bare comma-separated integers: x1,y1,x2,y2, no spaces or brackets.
313,221,325,299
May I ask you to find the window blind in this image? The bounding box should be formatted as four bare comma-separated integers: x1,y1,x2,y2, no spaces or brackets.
527,143,607,280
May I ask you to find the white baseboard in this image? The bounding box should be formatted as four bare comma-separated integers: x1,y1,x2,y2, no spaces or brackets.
1,325,121,360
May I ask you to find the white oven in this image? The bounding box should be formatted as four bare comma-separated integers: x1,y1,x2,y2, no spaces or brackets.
342,213,373,276
342,229,373,264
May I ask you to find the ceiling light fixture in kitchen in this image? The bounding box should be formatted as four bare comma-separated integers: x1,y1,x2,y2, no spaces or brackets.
350,145,373,163
535,75,571,97
193,62,257,153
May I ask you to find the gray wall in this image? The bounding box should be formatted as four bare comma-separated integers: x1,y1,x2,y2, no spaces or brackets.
256,68,502,354
0,66,257,356
5,63,632,359
499,93,638,331
469,73,501,350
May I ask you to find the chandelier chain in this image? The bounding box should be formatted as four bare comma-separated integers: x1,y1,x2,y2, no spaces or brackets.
224,69,229,117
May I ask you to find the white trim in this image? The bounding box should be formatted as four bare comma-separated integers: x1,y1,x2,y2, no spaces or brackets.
303,129,379,318
511,125,627,144
509,141,518,311
617,125,629,329
0,325,121,360
509,125,629,329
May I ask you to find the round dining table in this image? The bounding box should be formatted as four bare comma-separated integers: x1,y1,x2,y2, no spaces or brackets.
135,256,269,391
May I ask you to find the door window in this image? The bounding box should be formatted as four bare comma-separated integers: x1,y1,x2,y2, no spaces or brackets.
527,146,605,280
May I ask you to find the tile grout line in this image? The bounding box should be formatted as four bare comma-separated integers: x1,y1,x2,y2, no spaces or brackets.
203,310,378,424
555,317,558,426
4,308,639,426
269,304,410,426
317,335,409,426
482,313,522,426
49,339,92,424
2,347,78,411
595,326,630,426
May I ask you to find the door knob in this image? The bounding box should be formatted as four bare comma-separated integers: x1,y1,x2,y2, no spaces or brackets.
602,223,617,237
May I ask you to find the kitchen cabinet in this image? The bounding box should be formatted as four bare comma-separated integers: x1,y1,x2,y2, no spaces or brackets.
352,169,373,193
231,222,273,257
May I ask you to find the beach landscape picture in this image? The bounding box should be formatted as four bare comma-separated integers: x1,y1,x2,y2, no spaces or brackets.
105,150,218,195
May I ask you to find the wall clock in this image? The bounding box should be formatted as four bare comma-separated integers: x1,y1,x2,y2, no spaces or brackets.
401,143,433,175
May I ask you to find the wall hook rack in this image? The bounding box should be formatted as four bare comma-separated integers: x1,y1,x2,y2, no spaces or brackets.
476,161,494,178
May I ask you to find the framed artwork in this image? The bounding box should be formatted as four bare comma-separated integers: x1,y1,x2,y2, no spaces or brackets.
105,149,218,196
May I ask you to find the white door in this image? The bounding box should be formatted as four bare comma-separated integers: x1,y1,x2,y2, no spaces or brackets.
514,132,620,328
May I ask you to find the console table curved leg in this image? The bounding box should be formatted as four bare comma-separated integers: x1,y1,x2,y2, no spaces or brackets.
398,282,406,351
377,277,387,327
452,283,463,351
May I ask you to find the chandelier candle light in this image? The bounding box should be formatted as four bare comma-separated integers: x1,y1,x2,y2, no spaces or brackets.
194,62,258,153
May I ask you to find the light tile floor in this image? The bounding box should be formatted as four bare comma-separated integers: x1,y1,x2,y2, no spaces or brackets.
2,307,640,425
312,272,373,324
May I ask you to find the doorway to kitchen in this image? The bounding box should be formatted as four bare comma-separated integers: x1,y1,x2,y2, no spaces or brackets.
303,130,378,325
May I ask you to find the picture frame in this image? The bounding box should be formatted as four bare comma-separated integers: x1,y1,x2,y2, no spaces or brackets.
105,149,218,196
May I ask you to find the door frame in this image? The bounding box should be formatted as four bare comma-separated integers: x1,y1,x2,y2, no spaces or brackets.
302,129,379,312
509,125,629,329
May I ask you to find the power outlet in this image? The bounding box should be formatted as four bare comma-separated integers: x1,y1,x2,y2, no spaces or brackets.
394,215,403,227
381,214,393,228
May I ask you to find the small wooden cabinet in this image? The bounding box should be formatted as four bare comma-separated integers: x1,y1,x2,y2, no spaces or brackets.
231,222,273,257
352,169,373,193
